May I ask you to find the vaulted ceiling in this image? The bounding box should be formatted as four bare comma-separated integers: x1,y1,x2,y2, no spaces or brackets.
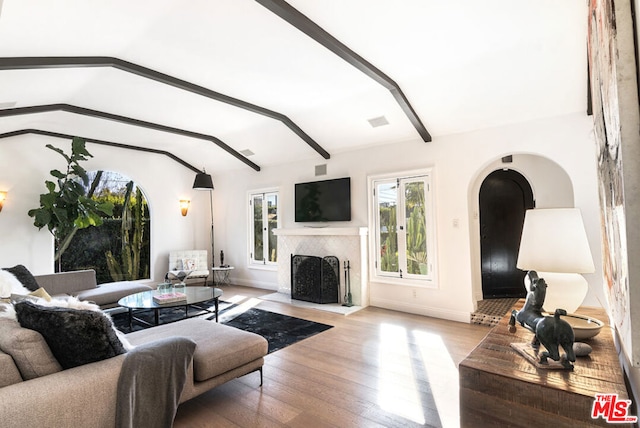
0,0,588,173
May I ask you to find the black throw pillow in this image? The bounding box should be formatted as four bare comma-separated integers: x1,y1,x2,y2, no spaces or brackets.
2,265,40,291
14,300,127,369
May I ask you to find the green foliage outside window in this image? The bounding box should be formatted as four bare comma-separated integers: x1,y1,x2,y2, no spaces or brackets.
28,138,114,272
60,172,150,284
379,203,398,272
253,197,264,261
405,182,428,275
377,178,429,277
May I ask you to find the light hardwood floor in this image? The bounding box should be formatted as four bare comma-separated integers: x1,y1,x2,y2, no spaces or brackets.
173,285,491,428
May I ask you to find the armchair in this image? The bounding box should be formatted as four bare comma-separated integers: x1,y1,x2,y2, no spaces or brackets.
168,250,210,286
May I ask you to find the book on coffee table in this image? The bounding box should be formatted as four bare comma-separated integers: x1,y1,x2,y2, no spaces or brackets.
153,291,187,304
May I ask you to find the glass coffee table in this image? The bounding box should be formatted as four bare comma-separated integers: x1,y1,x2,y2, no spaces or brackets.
118,286,222,330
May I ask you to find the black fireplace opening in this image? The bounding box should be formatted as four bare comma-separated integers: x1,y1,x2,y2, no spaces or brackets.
291,254,340,304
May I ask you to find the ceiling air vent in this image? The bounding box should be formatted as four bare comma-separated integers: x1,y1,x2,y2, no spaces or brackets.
368,115,389,128
240,149,255,157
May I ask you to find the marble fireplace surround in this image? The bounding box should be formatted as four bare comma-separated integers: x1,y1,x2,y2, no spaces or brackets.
273,227,369,307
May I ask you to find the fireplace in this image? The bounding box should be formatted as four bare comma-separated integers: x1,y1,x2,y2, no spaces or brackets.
274,227,369,307
291,254,340,304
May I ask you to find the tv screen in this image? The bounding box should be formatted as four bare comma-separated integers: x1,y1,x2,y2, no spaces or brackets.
295,177,351,222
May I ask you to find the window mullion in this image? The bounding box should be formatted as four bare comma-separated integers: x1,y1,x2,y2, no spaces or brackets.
262,194,269,263
397,180,408,275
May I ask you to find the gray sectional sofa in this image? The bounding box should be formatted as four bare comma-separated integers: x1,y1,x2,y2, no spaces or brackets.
0,270,269,427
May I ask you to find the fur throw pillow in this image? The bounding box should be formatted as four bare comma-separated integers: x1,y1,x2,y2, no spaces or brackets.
4,295,133,350
15,300,127,369
2,265,40,291
0,270,30,298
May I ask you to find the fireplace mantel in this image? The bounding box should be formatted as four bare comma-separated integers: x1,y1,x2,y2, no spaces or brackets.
274,227,367,237
274,226,369,307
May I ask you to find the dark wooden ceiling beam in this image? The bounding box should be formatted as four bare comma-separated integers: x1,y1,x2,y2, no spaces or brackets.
0,56,331,159
255,0,432,142
0,129,202,173
0,103,261,171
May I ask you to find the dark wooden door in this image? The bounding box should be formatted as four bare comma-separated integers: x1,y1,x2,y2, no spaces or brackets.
479,169,535,298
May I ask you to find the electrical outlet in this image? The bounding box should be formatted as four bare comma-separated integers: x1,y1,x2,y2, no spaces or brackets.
412,289,417,298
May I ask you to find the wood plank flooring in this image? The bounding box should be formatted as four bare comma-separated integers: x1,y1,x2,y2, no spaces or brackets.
173,285,491,428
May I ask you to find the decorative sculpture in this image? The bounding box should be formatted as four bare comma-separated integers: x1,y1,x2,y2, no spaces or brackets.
508,271,576,370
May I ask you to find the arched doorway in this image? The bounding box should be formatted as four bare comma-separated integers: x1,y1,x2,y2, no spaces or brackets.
479,169,535,298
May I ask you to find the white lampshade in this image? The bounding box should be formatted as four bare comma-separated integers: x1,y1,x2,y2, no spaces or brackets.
517,208,595,273
517,208,595,313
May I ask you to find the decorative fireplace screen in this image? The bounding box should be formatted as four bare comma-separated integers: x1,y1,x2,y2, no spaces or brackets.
291,254,340,304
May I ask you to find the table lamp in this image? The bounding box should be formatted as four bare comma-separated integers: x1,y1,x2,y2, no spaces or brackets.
516,208,595,314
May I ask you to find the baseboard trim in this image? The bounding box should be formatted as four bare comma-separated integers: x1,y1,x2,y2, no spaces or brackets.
229,277,278,291
370,297,471,323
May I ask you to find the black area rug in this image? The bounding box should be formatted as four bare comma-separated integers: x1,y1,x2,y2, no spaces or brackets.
223,308,333,353
110,302,333,354
109,298,228,333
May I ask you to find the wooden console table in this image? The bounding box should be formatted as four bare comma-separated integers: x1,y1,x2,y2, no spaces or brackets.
459,301,632,427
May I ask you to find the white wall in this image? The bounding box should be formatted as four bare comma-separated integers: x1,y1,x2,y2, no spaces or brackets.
213,112,602,322
0,112,602,323
0,133,206,283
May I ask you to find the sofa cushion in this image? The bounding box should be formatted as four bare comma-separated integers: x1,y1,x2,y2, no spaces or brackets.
2,265,40,292
34,269,98,296
14,300,127,369
126,318,268,382
0,350,23,387
0,317,62,380
76,281,152,306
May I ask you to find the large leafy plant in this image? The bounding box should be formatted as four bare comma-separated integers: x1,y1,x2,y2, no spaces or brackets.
28,137,114,270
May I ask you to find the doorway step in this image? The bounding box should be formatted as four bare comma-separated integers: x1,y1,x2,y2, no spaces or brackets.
470,298,519,326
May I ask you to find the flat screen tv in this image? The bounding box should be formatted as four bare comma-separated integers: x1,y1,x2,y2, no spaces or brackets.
295,177,351,222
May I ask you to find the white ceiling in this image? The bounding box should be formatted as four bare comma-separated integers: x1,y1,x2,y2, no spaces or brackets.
0,0,588,173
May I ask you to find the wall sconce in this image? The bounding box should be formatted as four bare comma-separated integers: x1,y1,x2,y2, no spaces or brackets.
0,191,6,213
180,199,190,216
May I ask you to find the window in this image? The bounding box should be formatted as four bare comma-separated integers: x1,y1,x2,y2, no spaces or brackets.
62,171,150,284
372,171,435,283
249,190,279,266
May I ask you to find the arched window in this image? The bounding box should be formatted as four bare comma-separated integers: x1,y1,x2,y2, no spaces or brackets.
61,171,151,284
